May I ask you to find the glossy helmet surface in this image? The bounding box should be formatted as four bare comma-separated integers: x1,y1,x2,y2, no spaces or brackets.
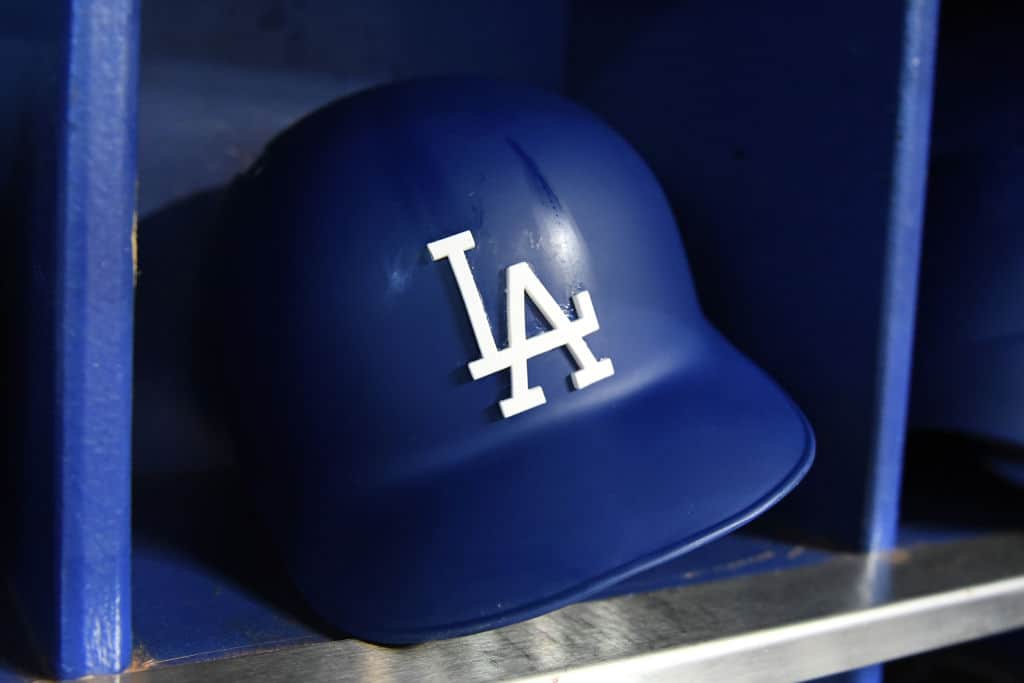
215,78,814,643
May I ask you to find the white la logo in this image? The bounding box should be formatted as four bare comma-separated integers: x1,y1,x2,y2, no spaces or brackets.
428,230,615,418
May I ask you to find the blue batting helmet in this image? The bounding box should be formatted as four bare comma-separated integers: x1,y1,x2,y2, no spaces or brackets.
212,77,814,643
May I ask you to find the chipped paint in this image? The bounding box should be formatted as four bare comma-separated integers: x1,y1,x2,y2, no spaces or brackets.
127,643,157,672
131,208,139,286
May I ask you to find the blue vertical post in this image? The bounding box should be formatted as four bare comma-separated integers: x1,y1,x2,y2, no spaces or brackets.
862,0,938,551
4,1,139,678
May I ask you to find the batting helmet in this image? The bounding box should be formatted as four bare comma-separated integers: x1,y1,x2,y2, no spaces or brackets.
212,78,814,643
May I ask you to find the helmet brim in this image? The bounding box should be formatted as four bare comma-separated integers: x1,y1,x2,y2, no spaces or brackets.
293,325,814,644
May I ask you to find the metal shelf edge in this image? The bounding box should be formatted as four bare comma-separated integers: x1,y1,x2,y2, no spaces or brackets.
107,533,1024,683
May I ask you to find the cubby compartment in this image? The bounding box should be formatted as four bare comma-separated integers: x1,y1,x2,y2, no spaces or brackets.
902,3,1024,537
129,0,838,667
131,0,939,673
898,4,1024,676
